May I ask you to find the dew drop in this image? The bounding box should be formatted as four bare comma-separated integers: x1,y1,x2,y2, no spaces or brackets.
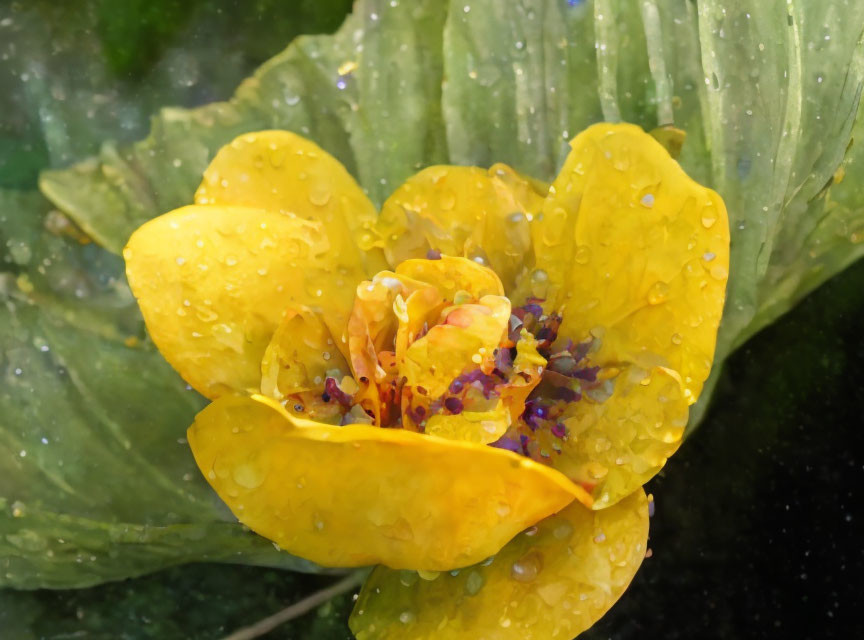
417,570,441,581
399,570,419,587
439,189,456,210
710,264,728,280
195,307,218,323
232,464,264,489
270,147,288,168
647,281,670,305
574,245,591,265
531,269,548,283
464,570,485,595
399,611,416,624
701,211,717,228
309,186,331,206
640,193,655,208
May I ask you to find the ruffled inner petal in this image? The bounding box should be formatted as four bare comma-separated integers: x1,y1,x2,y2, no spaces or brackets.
368,165,546,291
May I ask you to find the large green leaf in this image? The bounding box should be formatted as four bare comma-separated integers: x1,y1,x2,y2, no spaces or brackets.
39,0,864,415
12,0,864,589
38,0,448,251
0,190,320,588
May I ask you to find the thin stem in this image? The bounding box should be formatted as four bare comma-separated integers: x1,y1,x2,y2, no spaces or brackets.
220,572,365,640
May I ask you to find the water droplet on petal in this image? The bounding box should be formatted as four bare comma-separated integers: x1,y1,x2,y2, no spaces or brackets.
574,245,591,265
195,307,218,323
232,463,264,489
531,269,548,283
647,281,670,305
309,185,331,206
439,189,456,210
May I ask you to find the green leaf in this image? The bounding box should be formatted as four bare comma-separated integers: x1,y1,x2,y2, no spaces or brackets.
39,0,449,252
0,190,320,588
39,0,864,417
0,564,355,639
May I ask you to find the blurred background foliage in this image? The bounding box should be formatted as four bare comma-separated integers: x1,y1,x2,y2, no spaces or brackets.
0,0,351,189
1,0,862,638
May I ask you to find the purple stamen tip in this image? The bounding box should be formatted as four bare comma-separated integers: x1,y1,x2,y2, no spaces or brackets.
444,397,464,414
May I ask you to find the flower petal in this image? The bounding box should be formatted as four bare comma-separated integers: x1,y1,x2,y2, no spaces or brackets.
401,295,511,398
349,489,649,640
347,257,507,426
370,165,546,289
347,272,437,425
524,123,729,404
259,307,350,400
124,205,366,398
554,365,689,509
424,402,510,444
194,130,386,274
395,256,505,299
187,394,587,570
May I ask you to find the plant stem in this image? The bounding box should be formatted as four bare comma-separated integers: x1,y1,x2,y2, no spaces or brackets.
220,572,365,640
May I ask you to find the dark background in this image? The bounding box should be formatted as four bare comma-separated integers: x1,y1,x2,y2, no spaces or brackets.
1,1,862,638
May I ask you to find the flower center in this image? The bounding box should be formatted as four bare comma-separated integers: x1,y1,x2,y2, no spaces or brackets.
275,255,610,467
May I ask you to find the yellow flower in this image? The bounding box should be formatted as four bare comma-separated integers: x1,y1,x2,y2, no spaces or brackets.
123,123,729,639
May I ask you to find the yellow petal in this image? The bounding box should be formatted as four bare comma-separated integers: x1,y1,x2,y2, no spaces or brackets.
424,402,510,444
350,489,649,640
194,130,386,274
124,205,365,398
187,394,586,570
555,365,689,509
395,256,505,299
372,165,546,289
401,295,511,398
524,123,729,403
347,271,436,425
260,307,350,399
